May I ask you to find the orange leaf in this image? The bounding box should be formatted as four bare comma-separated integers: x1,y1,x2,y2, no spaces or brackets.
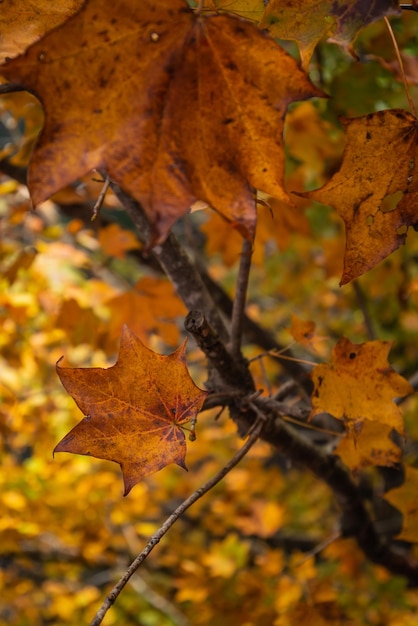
385,466,418,542
54,325,207,495
98,223,141,259
1,0,322,244
335,420,401,472
304,110,418,284
310,338,412,436
0,0,83,61
105,276,187,349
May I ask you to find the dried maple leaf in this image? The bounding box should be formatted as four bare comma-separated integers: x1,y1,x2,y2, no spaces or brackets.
202,0,265,23
0,0,83,61
260,0,400,70
385,465,418,542
310,338,413,437
304,109,418,284
54,325,207,495
0,0,322,245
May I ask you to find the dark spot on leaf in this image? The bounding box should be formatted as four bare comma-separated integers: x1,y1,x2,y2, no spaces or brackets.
317,376,323,386
366,131,371,140
226,61,237,71
165,64,175,78
349,352,356,359
222,118,234,125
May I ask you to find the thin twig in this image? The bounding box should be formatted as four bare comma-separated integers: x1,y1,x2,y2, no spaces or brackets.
230,238,253,358
293,528,341,567
89,416,265,626
384,16,417,117
352,280,376,340
91,175,110,221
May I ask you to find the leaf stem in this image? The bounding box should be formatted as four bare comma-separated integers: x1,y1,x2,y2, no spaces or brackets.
89,417,265,626
384,16,417,117
230,237,253,358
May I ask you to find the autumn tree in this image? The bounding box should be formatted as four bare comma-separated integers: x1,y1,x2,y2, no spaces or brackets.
2,1,418,625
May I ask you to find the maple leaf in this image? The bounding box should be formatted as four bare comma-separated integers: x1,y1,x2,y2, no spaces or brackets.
202,0,265,23
310,338,413,437
385,465,418,542
54,325,207,495
304,109,418,284
0,0,83,61
0,0,322,245
260,0,400,70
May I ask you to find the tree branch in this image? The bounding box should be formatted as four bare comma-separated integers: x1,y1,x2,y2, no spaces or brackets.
252,397,418,586
179,306,418,587
112,184,229,342
185,309,254,394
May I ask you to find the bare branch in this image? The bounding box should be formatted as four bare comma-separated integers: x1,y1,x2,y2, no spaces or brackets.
185,309,254,393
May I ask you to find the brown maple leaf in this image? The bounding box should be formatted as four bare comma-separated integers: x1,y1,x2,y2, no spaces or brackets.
54,325,207,495
0,0,322,245
0,0,83,61
304,109,418,284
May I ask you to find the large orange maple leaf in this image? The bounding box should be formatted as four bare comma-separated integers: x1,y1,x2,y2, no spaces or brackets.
54,326,207,495
0,0,322,244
